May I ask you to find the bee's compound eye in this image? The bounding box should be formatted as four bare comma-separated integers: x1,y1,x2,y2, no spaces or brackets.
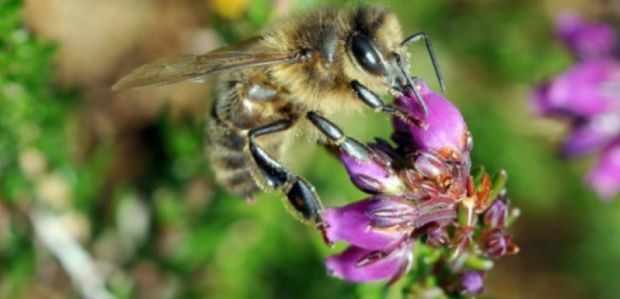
350,33,386,76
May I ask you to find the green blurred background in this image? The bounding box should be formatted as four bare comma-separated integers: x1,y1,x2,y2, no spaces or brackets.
1,0,619,298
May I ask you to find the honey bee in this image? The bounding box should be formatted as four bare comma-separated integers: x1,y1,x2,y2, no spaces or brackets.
113,5,444,240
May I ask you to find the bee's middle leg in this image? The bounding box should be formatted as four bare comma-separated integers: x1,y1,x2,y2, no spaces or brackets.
248,119,329,242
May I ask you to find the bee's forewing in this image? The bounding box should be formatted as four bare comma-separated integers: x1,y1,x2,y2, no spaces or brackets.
112,51,295,91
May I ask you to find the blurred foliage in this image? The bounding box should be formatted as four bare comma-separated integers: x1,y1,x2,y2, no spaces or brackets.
1,0,620,298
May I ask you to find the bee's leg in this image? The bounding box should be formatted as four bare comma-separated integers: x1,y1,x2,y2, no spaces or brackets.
248,119,294,190
350,80,425,127
306,112,372,164
248,120,330,244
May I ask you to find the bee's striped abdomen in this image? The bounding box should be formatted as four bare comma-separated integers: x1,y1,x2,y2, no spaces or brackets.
206,70,292,199
206,116,260,198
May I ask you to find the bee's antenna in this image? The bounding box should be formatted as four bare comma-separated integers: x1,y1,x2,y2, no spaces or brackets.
401,32,446,93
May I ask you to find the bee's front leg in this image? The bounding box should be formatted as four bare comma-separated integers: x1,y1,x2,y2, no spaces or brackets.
350,80,425,127
307,112,372,161
248,120,330,244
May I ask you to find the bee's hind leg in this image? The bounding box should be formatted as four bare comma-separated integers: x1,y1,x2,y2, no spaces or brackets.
248,120,330,245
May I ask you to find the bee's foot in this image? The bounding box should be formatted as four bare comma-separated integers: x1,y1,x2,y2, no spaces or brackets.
317,222,334,248
385,105,427,129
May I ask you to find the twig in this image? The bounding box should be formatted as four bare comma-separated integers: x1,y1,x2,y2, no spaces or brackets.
31,207,114,299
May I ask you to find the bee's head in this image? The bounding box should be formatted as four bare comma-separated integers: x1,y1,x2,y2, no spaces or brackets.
345,6,444,114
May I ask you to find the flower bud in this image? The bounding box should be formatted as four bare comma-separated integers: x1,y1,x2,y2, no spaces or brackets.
339,148,405,195
480,228,514,259
454,226,474,254
484,199,509,229
426,225,449,248
459,271,485,295
413,151,449,179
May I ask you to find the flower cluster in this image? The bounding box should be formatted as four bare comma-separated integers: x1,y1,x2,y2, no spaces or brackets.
323,80,519,296
533,13,620,200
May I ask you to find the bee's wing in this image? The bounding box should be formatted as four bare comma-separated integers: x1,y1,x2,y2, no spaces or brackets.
211,36,262,53
112,50,296,91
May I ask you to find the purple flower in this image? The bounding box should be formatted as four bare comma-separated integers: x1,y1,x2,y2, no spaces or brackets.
459,271,485,295
324,196,456,247
587,140,620,200
325,240,413,283
556,13,617,59
323,196,456,282
532,60,620,118
323,197,413,250
395,81,471,161
532,14,620,200
317,75,518,297
324,81,470,283
324,79,518,290
563,114,620,156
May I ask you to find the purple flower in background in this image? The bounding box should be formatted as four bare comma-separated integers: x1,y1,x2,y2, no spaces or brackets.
532,60,620,119
533,13,620,200
324,80,518,292
556,13,617,58
587,140,620,200
563,111,620,156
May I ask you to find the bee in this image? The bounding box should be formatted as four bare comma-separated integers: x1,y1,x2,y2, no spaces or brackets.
113,5,444,241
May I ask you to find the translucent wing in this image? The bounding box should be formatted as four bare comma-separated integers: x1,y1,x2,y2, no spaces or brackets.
211,36,262,53
112,50,296,91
